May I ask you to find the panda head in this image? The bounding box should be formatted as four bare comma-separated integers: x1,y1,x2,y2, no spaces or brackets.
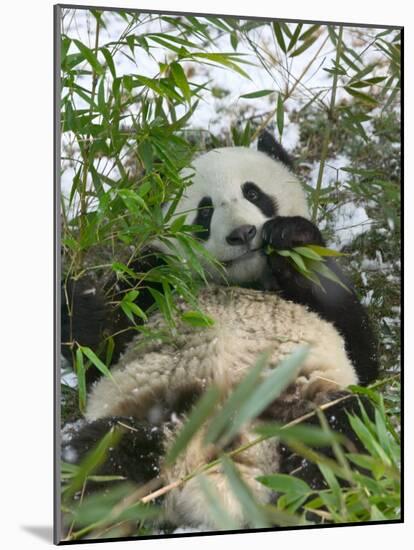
157,131,309,284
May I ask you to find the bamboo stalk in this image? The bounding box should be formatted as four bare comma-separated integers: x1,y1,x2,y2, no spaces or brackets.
311,26,344,222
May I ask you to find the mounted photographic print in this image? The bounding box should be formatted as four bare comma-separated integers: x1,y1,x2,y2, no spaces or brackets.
54,3,402,544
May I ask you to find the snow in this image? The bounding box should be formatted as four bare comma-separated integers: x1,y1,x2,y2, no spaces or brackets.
61,355,78,388
332,202,373,249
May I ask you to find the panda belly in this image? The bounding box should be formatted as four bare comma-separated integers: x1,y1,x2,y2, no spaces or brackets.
85,285,357,528
87,286,357,421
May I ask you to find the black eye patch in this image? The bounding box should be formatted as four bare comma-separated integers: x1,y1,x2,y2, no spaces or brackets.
241,181,277,218
192,196,214,241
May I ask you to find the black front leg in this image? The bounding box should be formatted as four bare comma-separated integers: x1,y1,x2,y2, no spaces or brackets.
262,216,378,385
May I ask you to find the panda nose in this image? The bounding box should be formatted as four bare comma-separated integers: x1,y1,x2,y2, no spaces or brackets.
226,225,257,246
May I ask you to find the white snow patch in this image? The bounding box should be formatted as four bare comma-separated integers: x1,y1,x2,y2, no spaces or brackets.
282,122,300,151
308,155,351,190
172,525,210,534
331,202,373,249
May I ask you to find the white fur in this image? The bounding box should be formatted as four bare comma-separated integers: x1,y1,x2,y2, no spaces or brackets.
155,147,309,284
86,286,357,528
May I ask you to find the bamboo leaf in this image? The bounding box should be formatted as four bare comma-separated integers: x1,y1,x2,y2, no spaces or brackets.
73,39,104,75
293,246,323,261
344,86,379,106
80,346,114,381
257,473,311,495
100,47,116,78
75,348,86,413
272,22,287,53
277,94,284,137
255,422,344,446
240,89,274,99
221,455,271,528
165,387,221,465
181,310,215,327
197,474,241,529
286,250,310,273
220,347,309,444
287,23,303,52
307,260,351,293
290,34,319,58
170,62,191,102
306,245,347,257
205,351,269,445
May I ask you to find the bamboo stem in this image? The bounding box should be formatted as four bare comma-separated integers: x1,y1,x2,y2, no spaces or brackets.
311,26,344,222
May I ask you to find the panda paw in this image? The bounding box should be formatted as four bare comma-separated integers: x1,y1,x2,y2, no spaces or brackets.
262,216,324,250
261,216,324,293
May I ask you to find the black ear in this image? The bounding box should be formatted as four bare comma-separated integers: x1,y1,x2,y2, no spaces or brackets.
258,130,293,169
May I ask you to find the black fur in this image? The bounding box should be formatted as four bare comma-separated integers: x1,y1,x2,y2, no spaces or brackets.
192,196,214,241
62,417,164,485
242,181,277,217
258,130,294,169
61,249,164,385
261,216,378,385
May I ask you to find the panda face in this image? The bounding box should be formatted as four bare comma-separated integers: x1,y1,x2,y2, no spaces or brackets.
158,146,309,284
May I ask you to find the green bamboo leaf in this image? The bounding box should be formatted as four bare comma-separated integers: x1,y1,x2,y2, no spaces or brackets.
287,250,310,273
181,310,215,327
293,246,324,261
165,386,221,465
170,62,191,102
287,23,303,51
344,86,378,106
105,337,115,368
318,464,342,508
169,214,187,233
277,94,284,137
128,302,148,322
75,347,86,413
255,422,344,446
80,346,114,381
73,39,104,75
257,473,311,495
348,79,385,89
61,36,71,65
138,140,153,173
306,245,347,257
308,260,351,293
299,24,320,42
293,264,325,291
101,46,116,78
112,262,138,279
272,22,287,53
230,31,238,50
205,351,269,445
118,189,150,214
197,474,241,529
63,52,85,71
221,455,271,528
290,33,319,58
221,347,309,444
73,485,159,526
120,302,135,324
240,89,274,99
347,414,390,463
190,52,251,80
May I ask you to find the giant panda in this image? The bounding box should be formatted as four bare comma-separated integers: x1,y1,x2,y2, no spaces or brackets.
61,131,378,530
